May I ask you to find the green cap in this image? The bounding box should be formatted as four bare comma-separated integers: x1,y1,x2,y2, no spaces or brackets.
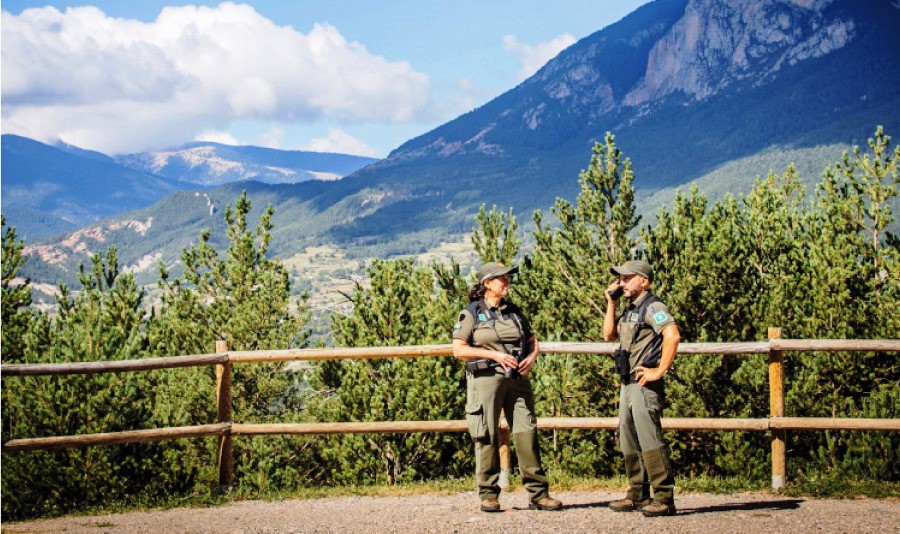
477,261,518,283
610,260,653,281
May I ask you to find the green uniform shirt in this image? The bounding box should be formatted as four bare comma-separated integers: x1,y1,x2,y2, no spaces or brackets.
618,292,676,372
452,300,533,353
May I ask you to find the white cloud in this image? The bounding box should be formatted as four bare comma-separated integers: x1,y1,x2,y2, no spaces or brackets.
258,127,285,149
195,129,240,145
1,4,430,153
503,33,576,82
301,128,378,157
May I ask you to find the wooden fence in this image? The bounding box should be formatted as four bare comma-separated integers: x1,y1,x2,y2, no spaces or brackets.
3,329,899,491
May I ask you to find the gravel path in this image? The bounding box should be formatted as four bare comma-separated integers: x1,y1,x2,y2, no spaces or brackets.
6,489,899,533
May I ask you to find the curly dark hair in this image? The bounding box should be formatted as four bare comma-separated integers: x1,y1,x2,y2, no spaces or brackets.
467,282,486,303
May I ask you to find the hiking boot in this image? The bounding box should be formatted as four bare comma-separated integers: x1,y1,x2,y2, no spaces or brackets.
480,498,501,512
609,497,652,512
529,496,563,511
641,499,676,517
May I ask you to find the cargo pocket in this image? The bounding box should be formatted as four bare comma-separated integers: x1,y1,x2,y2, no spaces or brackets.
466,403,488,439
640,385,662,426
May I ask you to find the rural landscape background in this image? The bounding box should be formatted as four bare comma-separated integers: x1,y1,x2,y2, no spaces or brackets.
2,0,899,521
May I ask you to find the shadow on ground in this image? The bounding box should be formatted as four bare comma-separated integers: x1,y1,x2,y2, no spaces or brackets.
676,498,804,516
520,498,805,515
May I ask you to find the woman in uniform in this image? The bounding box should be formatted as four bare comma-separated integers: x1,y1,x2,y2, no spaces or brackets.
452,261,562,513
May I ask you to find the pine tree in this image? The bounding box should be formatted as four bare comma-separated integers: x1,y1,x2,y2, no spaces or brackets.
154,191,313,493
1,248,187,518
640,128,900,481
314,258,468,484
174,192,309,352
471,204,520,265
2,216,34,363
784,127,900,483
519,134,638,338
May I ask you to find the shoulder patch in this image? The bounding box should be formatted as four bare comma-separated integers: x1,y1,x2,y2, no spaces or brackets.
653,310,669,324
458,313,466,322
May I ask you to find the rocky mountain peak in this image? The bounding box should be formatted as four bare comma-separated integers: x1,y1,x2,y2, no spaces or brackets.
624,0,853,105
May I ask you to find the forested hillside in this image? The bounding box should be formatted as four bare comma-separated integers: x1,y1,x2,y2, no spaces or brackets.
3,129,897,520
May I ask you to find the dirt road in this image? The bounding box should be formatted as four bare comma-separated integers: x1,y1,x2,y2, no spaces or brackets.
6,489,899,533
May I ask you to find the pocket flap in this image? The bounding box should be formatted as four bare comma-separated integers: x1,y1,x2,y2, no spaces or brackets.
465,403,484,415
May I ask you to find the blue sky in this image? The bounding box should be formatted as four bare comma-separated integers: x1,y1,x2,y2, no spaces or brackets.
2,1,649,157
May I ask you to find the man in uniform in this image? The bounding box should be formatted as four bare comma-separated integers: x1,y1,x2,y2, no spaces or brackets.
603,260,680,517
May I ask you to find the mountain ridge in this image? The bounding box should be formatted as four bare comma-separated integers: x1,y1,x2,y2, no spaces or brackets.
2,134,380,240
378,0,898,195
115,142,379,187
1,134,183,241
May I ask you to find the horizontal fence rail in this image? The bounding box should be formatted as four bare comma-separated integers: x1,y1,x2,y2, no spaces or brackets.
2,336,899,491
1,424,232,453
6,340,899,376
0,339,900,376
2,353,229,376
6,417,898,453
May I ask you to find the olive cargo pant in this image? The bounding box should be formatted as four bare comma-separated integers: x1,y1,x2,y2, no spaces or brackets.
618,381,675,502
466,370,549,502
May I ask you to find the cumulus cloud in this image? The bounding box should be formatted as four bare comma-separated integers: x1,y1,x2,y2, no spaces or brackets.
258,127,285,149
301,128,378,157
1,3,430,153
195,129,240,145
503,33,576,82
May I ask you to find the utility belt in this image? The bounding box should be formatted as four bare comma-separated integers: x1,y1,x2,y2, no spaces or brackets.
620,371,642,385
615,347,660,383
620,369,668,386
465,358,497,374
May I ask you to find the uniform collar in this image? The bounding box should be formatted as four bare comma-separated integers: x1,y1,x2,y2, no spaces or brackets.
628,291,650,309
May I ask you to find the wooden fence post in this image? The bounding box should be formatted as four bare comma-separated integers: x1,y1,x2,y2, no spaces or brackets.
768,327,786,490
498,410,510,488
215,339,233,492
